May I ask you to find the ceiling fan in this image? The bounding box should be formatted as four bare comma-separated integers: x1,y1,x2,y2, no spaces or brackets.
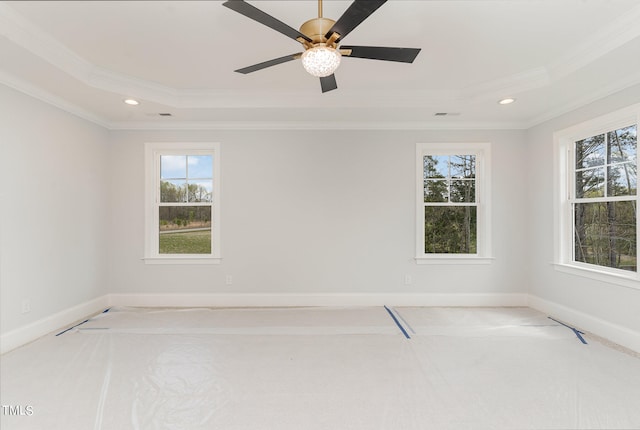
222,0,421,93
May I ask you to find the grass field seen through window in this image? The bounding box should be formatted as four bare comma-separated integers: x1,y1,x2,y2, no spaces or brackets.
159,230,211,254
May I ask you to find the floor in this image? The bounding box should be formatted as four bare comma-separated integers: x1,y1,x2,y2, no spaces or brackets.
1,306,640,430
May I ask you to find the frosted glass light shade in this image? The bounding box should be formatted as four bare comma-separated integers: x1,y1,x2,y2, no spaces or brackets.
301,46,341,78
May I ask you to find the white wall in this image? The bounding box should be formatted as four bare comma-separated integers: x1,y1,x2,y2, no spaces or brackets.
5,78,639,351
0,85,110,337
107,129,528,301
526,84,640,344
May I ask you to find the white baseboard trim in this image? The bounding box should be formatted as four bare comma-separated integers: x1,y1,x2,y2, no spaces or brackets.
1,293,527,353
0,293,527,354
529,295,640,353
15,293,639,355
1,295,109,355
107,292,530,308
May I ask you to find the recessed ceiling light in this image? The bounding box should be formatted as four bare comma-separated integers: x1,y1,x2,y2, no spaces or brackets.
498,98,516,105
123,98,139,106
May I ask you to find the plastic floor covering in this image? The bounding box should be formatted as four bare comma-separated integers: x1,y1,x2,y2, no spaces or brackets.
1,306,640,430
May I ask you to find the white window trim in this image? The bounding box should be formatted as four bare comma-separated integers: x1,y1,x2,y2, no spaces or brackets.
415,142,493,264
144,142,221,265
553,103,640,289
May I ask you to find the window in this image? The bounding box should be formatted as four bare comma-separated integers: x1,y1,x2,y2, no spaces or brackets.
416,142,492,263
144,143,221,264
555,104,639,284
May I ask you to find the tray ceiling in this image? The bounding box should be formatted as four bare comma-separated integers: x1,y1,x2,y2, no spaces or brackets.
1,0,639,129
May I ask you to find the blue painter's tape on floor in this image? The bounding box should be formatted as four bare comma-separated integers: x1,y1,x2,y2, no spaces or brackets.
548,317,588,344
384,306,411,339
56,309,110,336
56,319,89,336
392,307,416,335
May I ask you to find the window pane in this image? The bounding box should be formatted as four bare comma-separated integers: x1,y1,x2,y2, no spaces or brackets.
188,180,213,203
575,167,604,198
424,155,448,178
161,155,187,179
187,155,213,178
424,206,477,254
450,155,475,178
574,201,636,272
159,206,212,254
575,134,605,169
450,179,475,203
160,180,187,203
608,164,637,196
424,179,448,202
608,125,637,163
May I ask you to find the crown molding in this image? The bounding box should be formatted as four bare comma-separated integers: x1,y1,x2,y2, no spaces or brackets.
524,75,640,129
3,62,636,133
0,70,110,129
106,119,528,131
546,3,640,81
0,68,528,130
0,3,92,80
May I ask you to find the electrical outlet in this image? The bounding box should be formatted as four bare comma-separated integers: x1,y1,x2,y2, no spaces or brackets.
225,275,233,285
403,275,413,286
21,299,31,314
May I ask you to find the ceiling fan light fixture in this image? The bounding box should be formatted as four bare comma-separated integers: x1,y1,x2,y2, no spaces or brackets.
301,45,341,78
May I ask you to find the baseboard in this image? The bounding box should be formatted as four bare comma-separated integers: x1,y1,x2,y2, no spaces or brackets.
107,292,529,308
0,295,109,355
529,295,640,353
15,293,610,355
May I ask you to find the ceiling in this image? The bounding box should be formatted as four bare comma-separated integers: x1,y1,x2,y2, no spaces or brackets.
1,0,640,130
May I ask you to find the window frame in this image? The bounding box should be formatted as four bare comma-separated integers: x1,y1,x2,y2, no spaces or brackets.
144,142,221,264
554,104,639,288
415,142,492,264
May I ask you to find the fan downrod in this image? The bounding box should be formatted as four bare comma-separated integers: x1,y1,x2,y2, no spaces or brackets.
297,0,340,49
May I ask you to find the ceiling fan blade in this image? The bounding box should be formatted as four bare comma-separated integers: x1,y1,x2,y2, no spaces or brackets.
341,46,421,63
235,53,302,74
325,0,387,42
223,0,312,43
320,74,338,93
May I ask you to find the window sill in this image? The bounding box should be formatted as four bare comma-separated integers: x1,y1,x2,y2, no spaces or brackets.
415,256,494,265
143,257,222,265
553,262,640,290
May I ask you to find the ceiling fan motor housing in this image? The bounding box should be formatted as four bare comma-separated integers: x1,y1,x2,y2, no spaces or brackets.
300,18,337,46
